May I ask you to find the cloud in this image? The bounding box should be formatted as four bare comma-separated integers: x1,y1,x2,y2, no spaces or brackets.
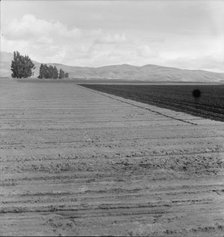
5,14,81,41
2,14,224,72
3,14,136,66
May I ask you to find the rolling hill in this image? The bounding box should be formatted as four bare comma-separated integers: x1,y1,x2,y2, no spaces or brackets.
1,51,224,82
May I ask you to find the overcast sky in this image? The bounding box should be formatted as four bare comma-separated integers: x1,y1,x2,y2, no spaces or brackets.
1,0,224,72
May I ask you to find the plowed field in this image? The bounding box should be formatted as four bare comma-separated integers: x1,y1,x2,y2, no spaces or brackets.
0,79,224,236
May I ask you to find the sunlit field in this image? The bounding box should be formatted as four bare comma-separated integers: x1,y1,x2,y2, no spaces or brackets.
1,78,224,236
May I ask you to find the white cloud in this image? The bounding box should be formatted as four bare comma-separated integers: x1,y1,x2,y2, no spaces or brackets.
2,14,134,66
2,14,224,72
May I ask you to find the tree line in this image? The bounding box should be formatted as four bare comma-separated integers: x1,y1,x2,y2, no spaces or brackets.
38,64,69,79
11,51,69,79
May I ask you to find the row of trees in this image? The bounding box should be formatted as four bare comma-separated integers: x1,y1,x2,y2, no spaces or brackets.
11,51,69,79
38,64,69,79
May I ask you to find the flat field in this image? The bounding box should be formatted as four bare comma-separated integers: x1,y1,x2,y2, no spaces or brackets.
80,84,224,122
0,78,224,236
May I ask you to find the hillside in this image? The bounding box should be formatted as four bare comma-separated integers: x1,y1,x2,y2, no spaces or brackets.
1,51,224,82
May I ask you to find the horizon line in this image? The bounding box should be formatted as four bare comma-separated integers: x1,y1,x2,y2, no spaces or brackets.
1,50,224,74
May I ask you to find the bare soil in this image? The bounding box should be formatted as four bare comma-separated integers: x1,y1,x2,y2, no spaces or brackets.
0,79,224,236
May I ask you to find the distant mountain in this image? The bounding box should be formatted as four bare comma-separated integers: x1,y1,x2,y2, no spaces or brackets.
1,51,224,82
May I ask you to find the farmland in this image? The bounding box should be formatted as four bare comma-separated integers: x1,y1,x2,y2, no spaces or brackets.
0,78,224,236
80,84,224,122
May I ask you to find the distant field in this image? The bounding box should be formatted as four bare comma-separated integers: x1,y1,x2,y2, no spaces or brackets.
80,84,224,122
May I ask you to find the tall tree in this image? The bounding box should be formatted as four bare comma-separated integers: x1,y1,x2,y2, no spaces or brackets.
38,64,44,79
48,65,54,78
11,51,35,78
59,69,65,79
53,66,58,79
43,64,50,78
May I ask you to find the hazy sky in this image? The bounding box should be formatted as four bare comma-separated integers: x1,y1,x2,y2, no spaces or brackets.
1,0,224,72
